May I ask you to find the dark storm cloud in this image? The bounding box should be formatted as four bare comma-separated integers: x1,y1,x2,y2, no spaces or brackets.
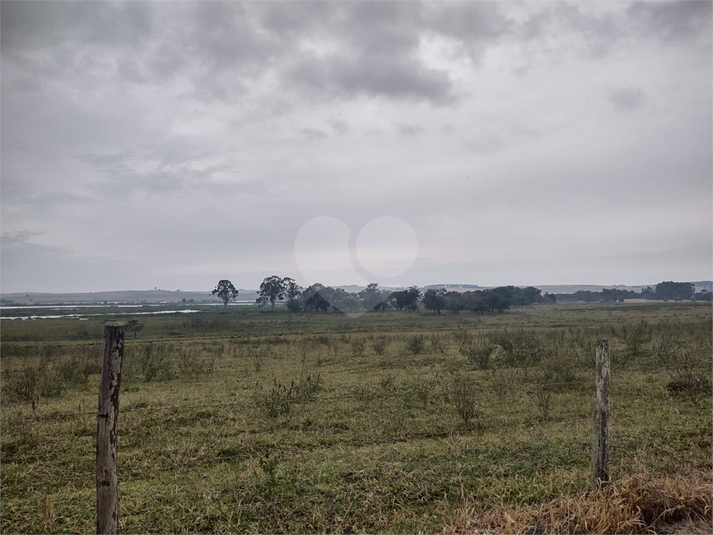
423,1,513,60
189,2,278,74
627,0,713,41
279,1,516,104
1,1,153,52
287,55,455,104
2,1,514,106
520,9,553,41
255,0,335,37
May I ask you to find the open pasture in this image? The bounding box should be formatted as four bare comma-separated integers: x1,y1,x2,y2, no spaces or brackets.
1,302,711,533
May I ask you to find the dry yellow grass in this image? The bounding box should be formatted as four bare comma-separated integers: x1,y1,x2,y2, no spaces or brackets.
444,471,712,534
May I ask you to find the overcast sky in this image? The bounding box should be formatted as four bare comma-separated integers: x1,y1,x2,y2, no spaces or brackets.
1,0,711,293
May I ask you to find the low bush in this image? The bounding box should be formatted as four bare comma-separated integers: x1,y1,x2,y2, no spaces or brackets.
405,334,427,355
449,373,479,428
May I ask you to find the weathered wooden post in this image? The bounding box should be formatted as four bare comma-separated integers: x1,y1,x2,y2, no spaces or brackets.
592,339,610,488
97,322,125,534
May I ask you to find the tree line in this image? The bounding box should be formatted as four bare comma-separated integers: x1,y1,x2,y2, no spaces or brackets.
211,278,709,314
211,278,555,314
554,281,709,303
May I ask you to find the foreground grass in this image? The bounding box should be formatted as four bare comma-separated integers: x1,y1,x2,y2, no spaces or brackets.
1,303,711,533
445,470,713,534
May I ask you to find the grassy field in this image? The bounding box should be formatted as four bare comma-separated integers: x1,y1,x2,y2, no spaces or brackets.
1,302,711,533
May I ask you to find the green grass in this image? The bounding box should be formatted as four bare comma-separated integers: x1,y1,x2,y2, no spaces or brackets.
1,302,711,533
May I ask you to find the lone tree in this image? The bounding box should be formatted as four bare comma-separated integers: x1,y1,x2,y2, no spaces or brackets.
283,277,303,313
257,275,287,311
126,319,144,339
212,279,240,309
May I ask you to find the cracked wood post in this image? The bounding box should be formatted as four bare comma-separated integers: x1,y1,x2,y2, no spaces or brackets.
592,339,610,488
97,323,125,534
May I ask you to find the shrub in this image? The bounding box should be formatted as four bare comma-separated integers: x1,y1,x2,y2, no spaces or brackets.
177,346,215,375
404,376,437,407
254,380,293,418
372,338,389,355
125,343,173,382
351,339,366,357
55,352,99,384
657,323,712,401
4,366,42,402
452,330,474,345
254,375,322,418
612,320,651,359
488,329,546,368
430,334,446,354
449,373,479,427
293,374,322,402
312,335,331,346
379,374,396,392
460,344,494,370
405,335,427,355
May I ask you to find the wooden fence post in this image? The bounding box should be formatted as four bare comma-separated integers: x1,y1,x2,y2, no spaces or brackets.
592,339,610,488
97,323,125,534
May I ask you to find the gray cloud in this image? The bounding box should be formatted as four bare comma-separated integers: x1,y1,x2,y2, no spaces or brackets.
423,1,513,61
1,1,710,292
396,124,424,137
299,127,329,141
627,1,713,41
287,54,455,104
608,87,647,112
1,231,43,247
329,119,350,136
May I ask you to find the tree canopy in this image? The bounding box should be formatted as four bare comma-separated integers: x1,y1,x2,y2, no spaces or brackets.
257,275,288,311
212,279,239,308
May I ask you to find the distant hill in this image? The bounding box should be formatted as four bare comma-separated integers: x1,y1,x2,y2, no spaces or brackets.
0,289,259,305
538,282,712,295
690,281,713,293
422,284,488,291
2,281,709,304
536,284,652,295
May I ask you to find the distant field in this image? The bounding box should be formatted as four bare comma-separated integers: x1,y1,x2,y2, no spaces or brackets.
1,302,711,533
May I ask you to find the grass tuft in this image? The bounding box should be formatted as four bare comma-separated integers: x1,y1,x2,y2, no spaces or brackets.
444,471,713,534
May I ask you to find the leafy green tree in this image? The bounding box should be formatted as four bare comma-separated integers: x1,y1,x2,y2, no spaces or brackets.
212,279,239,309
655,281,695,301
258,275,287,311
445,291,467,314
522,286,542,305
359,283,389,312
302,284,331,313
390,286,420,311
423,288,446,314
283,277,303,312
484,289,510,312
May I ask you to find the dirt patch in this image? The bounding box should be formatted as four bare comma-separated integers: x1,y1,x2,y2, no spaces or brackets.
656,517,713,535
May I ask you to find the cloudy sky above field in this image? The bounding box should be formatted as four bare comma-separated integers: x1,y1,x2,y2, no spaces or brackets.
1,0,711,293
